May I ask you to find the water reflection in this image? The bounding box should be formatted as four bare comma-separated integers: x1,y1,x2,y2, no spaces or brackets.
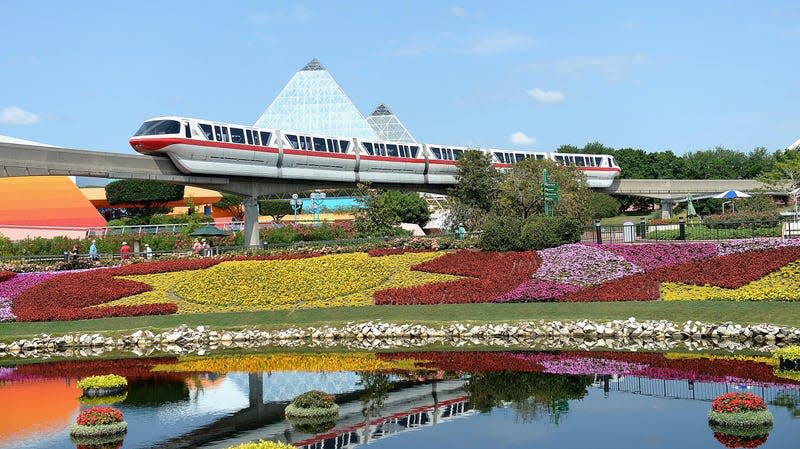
0,350,798,449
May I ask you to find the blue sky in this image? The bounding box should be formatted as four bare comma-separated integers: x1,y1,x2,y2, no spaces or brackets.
1,1,798,155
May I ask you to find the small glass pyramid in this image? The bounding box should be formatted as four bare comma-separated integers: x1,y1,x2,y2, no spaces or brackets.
366,104,417,143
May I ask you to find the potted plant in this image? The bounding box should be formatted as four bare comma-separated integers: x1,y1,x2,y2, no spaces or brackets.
710,424,771,449
77,374,128,398
284,390,339,433
70,406,127,446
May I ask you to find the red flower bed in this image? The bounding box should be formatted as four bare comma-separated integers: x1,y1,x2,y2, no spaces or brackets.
367,248,434,257
652,248,800,289
76,406,124,426
0,271,16,282
12,253,323,321
14,357,182,381
561,273,661,302
378,352,544,372
374,251,540,305
712,392,767,413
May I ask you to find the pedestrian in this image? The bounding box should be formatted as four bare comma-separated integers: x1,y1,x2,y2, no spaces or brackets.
70,245,79,262
192,238,201,255
88,239,99,262
120,241,132,260
201,238,209,256
456,223,466,240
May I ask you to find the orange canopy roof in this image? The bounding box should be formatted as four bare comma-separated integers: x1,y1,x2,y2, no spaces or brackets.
0,177,107,227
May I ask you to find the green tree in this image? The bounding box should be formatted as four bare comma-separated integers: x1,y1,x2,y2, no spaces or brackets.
214,193,244,221
258,199,293,223
374,190,430,227
353,184,428,235
448,150,502,212
759,149,800,207
588,192,621,218
105,180,184,221
496,158,592,222
743,147,776,179
682,147,748,179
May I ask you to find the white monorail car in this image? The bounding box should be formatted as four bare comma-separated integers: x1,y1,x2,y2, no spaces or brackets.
130,116,621,188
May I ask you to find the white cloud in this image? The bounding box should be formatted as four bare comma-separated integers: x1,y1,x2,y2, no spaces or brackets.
510,131,536,146
527,53,648,80
526,88,564,103
464,32,535,55
450,6,466,18
0,106,40,125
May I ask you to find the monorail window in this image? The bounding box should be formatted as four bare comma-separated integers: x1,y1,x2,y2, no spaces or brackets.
313,137,326,152
610,157,618,167
387,144,398,157
260,131,271,146
376,143,386,156
339,140,350,153
286,134,299,149
410,146,419,158
536,154,545,160
214,125,222,141
431,147,442,159
199,123,213,140
230,128,245,144
297,135,311,150
453,149,463,160
246,130,253,145
575,156,585,167
252,131,260,145
495,153,505,163
326,139,337,153
184,122,191,138
135,120,181,136
363,142,374,155
515,153,524,163
221,127,230,143
554,155,565,163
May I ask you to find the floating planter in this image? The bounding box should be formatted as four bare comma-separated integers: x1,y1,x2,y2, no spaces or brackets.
772,346,800,370
225,440,295,449
707,392,773,448
79,391,128,406
284,390,339,433
69,406,127,446
77,374,128,398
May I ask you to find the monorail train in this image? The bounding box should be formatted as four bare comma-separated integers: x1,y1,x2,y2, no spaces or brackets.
130,116,621,188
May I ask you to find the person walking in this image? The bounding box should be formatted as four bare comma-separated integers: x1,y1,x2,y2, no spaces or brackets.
88,239,99,262
144,243,153,260
70,245,79,262
192,238,201,255
120,241,132,260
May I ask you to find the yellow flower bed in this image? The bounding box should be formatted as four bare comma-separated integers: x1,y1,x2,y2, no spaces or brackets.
103,252,457,313
664,352,777,366
662,261,800,301
152,352,423,373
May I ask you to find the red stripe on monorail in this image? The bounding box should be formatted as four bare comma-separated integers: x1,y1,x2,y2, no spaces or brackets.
130,137,279,153
283,148,356,160
360,155,427,164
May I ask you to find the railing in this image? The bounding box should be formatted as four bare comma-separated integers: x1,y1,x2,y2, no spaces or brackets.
584,218,800,244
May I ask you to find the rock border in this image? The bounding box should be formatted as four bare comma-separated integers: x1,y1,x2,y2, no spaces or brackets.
1,319,799,359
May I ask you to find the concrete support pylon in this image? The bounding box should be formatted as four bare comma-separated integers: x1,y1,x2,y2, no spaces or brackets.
660,199,674,219
243,196,260,249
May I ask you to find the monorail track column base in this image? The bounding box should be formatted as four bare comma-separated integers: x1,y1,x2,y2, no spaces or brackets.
243,196,261,249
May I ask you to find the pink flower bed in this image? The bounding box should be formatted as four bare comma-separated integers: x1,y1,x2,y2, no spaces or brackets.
717,237,800,256
586,242,719,270
496,279,580,302
535,244,642,287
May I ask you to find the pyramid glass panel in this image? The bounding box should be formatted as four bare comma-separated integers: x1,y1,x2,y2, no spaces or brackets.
254,59,378,140
366,104,417,143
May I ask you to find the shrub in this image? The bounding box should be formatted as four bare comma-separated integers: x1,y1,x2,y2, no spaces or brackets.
589,192,621,219
520,215,582,250
479,216,525,251
285,390,339,431
70,406,128,438
290,390,336,409
708,393,773,429
704,211,782,229
258,199,294,223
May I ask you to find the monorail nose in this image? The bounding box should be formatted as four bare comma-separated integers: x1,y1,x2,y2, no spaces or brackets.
129,137,168,153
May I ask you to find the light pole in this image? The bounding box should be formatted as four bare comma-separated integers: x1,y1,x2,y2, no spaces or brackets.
309,189,326,225
290,194,303,225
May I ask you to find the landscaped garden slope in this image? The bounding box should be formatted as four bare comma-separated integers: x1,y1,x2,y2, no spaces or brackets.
2,238,800,322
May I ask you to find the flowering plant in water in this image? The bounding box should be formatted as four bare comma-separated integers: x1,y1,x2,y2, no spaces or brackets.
712,393,767,414
76,407,125,426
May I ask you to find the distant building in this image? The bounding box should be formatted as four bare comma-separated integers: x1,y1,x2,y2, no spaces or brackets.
366,103,417,143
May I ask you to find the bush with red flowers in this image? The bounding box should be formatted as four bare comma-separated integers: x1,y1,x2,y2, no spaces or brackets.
70,406,127,438
708,393,773,428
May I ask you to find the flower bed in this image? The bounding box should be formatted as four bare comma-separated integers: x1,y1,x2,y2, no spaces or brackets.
12,357,181,381
152,353,420,373
662,260,800,301
367,248,434,257
588,242,718,270
536,244,642,287
496,279,580,303
225,441,294,449
70,406,127,438
78,374,128,397
708,393,773,429
0,270,16,282
772,346,800,370
374,251,540,305
378,351,545,373
717,237,800,256
711,426,771,449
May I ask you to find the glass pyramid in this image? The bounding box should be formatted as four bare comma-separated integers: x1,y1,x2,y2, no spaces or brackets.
254,58,379,140
366,103,417,143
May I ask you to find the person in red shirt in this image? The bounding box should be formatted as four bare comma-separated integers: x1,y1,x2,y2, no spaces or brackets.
120,241,132,260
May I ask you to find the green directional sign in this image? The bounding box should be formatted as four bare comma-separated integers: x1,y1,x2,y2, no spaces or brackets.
542,169,559,216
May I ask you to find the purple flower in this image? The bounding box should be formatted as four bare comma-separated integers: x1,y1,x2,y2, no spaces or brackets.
496,279,580,302
717,238,800,256
585,242,719,270
536,244,642,286
0,272,59,299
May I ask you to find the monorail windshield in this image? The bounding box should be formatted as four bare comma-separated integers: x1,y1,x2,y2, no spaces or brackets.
134,120,180,136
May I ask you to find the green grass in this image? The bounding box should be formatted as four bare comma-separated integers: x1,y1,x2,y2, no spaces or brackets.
2,301,798,342
600,211,659,226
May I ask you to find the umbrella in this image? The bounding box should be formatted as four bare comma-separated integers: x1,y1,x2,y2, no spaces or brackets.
686,193,696,217
713,190,751,199
189,224,230,237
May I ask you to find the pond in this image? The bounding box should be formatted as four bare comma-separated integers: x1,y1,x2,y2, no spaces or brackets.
1,350,798,449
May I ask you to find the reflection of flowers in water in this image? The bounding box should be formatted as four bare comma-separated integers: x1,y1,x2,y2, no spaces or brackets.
0,367,16,382
710,424,772,449
708,393,773,449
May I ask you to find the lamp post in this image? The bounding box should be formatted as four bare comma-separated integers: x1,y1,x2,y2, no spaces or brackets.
289,194,303,225
309,189,326,225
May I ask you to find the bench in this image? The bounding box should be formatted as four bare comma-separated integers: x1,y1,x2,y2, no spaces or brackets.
782,220,800,238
